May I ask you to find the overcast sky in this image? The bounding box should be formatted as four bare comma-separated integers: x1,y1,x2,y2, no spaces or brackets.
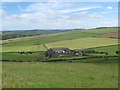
0,1,118,31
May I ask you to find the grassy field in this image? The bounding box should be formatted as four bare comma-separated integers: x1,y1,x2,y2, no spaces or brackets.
47,37,118,50
2,45,46,52
2,58,118,88
2,45,119,61
2,51,45,61
2,32,97,47
2,27,118,52
2,27,119,88
2,27,118,46
2,37,118,52
89,45,119,56
2,31,98,52
82,27,118,34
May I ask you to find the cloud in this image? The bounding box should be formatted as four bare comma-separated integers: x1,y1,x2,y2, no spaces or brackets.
20,2,102,24
0,9,6,17
98,20,117,27
70,12,104,21
106,6,113,10
2,13,117,30
23,2,74,13
2,11,105,30
56,6,101,14
1,2,117,30
23,2,102,16
24,3,53,12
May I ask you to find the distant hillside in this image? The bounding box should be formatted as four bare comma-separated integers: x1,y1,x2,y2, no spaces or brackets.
2,27,118,52
1,29,71,40
82,27,118,34
1,27,118,40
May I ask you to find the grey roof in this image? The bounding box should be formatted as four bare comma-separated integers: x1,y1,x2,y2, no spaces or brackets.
49,47,70,50
48,48,70,53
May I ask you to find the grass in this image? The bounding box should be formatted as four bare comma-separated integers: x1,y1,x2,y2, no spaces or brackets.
2,27,118,48
2,59,118,88
47,37,118,50
2,31,98,52
2,32,97,47
89,45,119,56
2,27,118,52
2,36,118,62
2,51,45,61
2,45,46,52
2,45,119,61
82,27,118,34
2,37,118,52
2,36,119,64
2,27,119,88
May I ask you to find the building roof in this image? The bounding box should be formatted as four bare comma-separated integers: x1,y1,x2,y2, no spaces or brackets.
49,47,69,50
48,47,70,53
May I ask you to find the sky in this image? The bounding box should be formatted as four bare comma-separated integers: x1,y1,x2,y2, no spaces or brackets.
0,1,119,31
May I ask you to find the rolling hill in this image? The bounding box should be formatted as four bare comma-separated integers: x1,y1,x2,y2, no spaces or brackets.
2,27,119,88
2,27,118,52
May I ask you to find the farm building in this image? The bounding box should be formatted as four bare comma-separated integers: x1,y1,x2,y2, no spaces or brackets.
46,47,108,58
46,48,71,57
70,50,84,56
77,49,108,55
95,51,108,54
70,49,98,56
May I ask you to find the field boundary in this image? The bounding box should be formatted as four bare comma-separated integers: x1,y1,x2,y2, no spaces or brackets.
1,55,118,62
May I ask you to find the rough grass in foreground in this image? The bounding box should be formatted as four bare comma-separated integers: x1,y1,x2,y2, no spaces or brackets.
2,59,118,88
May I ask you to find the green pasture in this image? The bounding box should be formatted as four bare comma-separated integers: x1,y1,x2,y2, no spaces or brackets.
2,58,118,88
2,37,118,52
2,27,118,48
89,45,119,56
2,27,119,88
2,45,118,61
2,27,118,52
2,51,45,61
2,32,97,47
82,27,118,34
47,37,118,50
2,45,46,52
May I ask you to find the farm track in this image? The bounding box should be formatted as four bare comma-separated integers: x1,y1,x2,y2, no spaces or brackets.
1,55,118,62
